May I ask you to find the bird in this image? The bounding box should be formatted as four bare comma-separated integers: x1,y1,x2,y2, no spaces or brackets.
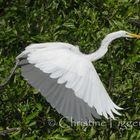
1,30,140,122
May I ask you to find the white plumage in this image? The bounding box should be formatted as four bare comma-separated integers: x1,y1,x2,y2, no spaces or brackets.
16,31,140,121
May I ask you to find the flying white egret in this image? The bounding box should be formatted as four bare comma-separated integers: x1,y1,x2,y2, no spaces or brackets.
1,30,140,122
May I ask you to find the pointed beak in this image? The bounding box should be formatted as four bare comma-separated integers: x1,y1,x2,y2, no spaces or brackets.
127,33,140,39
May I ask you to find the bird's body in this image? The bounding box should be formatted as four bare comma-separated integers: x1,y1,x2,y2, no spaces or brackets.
17,42,121,121
3,30,140,122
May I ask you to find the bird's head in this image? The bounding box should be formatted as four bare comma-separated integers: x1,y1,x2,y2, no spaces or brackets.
101,30,140,47
113,30,140,39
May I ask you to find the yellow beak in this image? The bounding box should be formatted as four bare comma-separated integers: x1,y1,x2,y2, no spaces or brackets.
128,33,140,39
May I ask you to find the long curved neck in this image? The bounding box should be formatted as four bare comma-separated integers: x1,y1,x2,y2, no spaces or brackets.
86,31,125,62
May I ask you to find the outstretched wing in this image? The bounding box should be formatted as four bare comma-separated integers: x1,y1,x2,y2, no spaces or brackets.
18,43,122,120
20,59,100,122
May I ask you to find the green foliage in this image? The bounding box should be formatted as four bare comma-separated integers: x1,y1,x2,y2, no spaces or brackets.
0,0,140,139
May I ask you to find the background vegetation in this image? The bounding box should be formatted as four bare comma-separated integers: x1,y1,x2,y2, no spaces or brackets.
0,0,140,139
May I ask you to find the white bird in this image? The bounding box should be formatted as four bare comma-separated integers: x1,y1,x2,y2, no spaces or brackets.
1,30,140,122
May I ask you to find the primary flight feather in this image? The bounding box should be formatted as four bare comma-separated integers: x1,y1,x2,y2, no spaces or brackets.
14,30,140,122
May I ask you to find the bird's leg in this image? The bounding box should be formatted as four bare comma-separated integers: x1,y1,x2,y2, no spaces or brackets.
0,59,20,89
